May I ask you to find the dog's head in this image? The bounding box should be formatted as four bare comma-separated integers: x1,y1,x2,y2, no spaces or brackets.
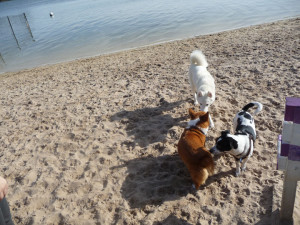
197,91,214,112
186,108,210,135
209,130,238,155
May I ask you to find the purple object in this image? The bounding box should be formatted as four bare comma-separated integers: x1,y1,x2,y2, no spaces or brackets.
280,143,300,161
281,143,290,157
288,145,300,161
284,97,300,123
278,98,300,162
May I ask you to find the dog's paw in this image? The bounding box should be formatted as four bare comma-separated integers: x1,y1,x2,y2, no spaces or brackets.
235,170,241,177
241,167,247,172
209,116,214,128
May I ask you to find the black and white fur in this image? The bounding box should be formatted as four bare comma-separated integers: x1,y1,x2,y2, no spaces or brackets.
210,102,263,176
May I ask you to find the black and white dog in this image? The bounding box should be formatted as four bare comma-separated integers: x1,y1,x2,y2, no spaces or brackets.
210,102,263,176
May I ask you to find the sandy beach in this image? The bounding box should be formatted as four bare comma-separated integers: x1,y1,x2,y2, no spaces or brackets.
0,18,299,224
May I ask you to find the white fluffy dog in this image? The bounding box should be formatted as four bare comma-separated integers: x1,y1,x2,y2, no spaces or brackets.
188,50,215,127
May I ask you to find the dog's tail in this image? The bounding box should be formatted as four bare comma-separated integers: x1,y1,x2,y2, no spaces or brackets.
242,102,263,116
190,50,208,67
191,168,209,190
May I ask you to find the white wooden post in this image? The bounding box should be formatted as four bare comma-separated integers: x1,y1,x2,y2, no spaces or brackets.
277,97,300,222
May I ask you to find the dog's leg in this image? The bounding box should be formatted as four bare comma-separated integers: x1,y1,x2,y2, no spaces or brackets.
209,114,214,128
241,156,250,172
235,159,241,176
194,93,199,105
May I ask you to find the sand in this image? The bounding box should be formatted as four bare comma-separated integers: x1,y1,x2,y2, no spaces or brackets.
0,18,299,225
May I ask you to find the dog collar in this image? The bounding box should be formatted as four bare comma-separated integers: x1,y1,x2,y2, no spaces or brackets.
188,126,206,136
235,126,256,141
235,131,246,135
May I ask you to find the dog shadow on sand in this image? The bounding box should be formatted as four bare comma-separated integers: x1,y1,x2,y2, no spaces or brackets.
116,154,234,209
110,98,233,208
153,214,193,225
110,98,187,148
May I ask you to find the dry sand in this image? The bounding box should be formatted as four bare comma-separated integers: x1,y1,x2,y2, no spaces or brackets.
0,18,300,225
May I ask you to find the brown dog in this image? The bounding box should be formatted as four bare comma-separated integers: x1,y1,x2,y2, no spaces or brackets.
178,108,214,189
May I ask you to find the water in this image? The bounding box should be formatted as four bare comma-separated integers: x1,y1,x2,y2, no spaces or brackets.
0,0,299,73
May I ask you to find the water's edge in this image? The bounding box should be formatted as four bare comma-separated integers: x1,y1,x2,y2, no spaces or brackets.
1,16,298,75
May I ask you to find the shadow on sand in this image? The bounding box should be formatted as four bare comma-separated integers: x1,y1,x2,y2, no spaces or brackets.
110,98,187,148
117,154,234,209
153,214,193,225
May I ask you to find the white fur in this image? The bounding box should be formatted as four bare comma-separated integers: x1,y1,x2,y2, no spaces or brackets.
210,134,252,157
234,138,253,176
226,134,252,156
189,50,215,111
210,134,254,176
251,102,263,116
233,102,263,136
186,118,209,135
186,118,200,128
210,102,262,176
188,50,215,127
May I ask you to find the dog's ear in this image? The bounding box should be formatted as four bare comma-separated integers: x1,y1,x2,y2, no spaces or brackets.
230,139,238,149
200,112,209,122
198,91,203,97
221,130,230,136
188,108,197,120
207,91,213,98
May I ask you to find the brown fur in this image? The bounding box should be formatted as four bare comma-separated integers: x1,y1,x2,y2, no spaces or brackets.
177,109,214,189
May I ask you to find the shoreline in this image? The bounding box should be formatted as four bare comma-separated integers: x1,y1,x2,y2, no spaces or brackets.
1,16,299,76
0,17,299,224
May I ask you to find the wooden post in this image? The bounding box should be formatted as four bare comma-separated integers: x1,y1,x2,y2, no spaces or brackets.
23,13,35,41
278,97,300,223
0,53,5,65
7,16,21,49
280,161,299,221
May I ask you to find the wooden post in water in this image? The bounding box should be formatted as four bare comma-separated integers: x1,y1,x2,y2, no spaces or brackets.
7,16,21,49
23,13,35,41
0,53,5,65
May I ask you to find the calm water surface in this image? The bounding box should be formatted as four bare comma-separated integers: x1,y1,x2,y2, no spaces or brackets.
0,0,299,73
